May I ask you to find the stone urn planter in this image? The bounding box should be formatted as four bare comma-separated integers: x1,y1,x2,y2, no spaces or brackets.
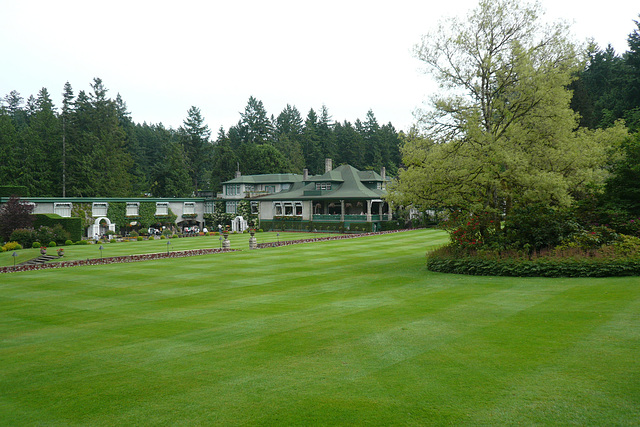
249,229,257,250
40,247,47,255
222,231,231,249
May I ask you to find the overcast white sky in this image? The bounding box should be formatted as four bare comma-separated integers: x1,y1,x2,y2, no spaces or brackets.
2,0,638,134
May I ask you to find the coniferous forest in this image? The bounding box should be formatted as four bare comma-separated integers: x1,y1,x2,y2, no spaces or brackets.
1,16,639,199
0,81,402,198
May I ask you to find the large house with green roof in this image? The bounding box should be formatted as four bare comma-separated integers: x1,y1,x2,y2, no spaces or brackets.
221,159,393,232
1,160,394,238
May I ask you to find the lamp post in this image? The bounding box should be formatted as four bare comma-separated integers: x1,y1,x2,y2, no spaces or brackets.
166,240,171,255
12,251,17,266
219,236,223,249
99,245,103,259
277,232,280,244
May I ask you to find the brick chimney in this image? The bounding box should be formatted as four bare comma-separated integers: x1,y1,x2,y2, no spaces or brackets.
325,158,333,173
303,168,309,181
381,166,386,181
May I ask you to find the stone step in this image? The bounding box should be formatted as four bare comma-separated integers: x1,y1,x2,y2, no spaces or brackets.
18,255,61,266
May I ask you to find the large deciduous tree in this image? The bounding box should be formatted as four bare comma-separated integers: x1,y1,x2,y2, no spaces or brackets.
389,0,613,227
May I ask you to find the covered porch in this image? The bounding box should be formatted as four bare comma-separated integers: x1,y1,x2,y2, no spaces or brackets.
311,199,392,222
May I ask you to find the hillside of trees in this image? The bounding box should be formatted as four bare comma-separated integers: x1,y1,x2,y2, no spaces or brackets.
1,15,638,200
0,82,402,198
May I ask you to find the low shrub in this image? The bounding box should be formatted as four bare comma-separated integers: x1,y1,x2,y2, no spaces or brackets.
427,241,640,277
48,241,57,247
76,240,89,245
130,231,139,238
136,236,143,241
32,242,41,249
3,241,23,251
110,239,117,243
65,240,74,246
10,228,37,248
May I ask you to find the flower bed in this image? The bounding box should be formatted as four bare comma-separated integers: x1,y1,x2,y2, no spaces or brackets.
0,248,238,274
255,229,409,249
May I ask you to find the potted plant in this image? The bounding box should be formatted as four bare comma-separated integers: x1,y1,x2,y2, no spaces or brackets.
40,246,47,255
57,248,64,257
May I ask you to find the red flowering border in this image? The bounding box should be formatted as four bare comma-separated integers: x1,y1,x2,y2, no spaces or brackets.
0,248,238,274
256,229,410,249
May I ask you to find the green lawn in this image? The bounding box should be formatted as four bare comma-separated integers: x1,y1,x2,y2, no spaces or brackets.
1,229,638,425
0,232,337,267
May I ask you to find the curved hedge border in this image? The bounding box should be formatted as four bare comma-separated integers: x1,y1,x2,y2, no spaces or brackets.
0,248,238,274
426,251,640,277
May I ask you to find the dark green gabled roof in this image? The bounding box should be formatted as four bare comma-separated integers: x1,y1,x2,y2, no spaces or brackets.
256,164,386,201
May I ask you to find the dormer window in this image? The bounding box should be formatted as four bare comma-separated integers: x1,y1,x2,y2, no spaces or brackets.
315,182,331,191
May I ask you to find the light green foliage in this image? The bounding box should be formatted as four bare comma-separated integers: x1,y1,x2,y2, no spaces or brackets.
389,0,616,219
2,241,22,251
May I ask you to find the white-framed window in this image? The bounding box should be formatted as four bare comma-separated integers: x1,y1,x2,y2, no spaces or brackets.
281,183,291,191
226,201,238,214
273,201,302,216
92,202,108,217
315,182,332,191
265,185,276,193
126,202,139,216
251,201,259,214
284,202,293,216
225,184,241,196
54,202,72,217
156,202,169,216
183,202,196,215
244,184,254,193
204,201,215,214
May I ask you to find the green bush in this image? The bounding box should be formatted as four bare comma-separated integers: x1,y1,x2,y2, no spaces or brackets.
2,241,23,251
110,239,117,243
32,242,41,249
48,241,57,247
137,236,143,241
65,240,74,246
33,214,82,242
10,228,38,248
76,240,89,245
130,231,139,238
427,243,640,277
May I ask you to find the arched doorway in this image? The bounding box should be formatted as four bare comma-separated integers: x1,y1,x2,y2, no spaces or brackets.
88,217,116,239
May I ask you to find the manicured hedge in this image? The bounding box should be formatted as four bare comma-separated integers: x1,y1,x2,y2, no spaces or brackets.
33,214,83,242
426,248,640,277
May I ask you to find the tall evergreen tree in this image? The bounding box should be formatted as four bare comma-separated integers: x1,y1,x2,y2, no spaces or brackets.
179,106,212,193
19,88,61,196
274,104,305,172
210,127,239,193
66,78,133,197
302,109,322,173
